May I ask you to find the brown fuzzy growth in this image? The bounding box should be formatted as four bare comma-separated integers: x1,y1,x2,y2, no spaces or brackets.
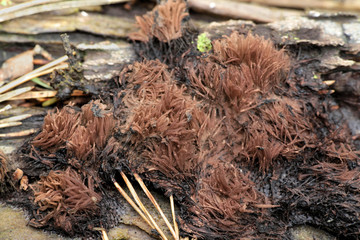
212,32,290,91
239,97,315,171
196,162,265,226
186,61,259,113
120,59,173,107
129,13,154,42
67,101,114,161
119,60,209,179
116,30,310,239
30,168,101,234
32,104,81,151
129,0,188,42
185,32,310,172
32,100,114,168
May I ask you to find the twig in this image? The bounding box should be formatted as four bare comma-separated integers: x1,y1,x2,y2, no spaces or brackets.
0,128,37,138
33,44,53,61
120,172,168,240
0,55,68,95
0,114,32,124
134,173,178,240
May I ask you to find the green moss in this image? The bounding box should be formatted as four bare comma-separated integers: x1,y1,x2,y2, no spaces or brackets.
197,33,212,53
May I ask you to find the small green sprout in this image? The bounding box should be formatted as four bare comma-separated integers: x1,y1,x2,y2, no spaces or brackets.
197,33,212,53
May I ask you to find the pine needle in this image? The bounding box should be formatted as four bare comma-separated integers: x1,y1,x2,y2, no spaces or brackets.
0,114,32,124
112,178,154,229
120,172,168,240
0,86,33,103
170,195,179,239
93,227,109,240
134,173,178,240
0,128,37,138
0,121,22,129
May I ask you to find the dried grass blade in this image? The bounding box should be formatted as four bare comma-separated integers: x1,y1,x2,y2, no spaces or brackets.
0,86,33,103
26,63,69,80
134,173,178,240
253,204,280,208
120,172,168,240
0,104,11,113
0,0,61,16
9,89,86,102
0,114,32,124
112,178,154,229
0,0,130,23
9,91,57,100
0,121,22,129
0,128,37,138
93,227,109,240
170,195,179,239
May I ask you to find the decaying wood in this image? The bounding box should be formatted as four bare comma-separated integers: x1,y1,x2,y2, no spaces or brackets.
188,0,301,22
0,49,34,84
237,0,360,12
0,12,134,37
